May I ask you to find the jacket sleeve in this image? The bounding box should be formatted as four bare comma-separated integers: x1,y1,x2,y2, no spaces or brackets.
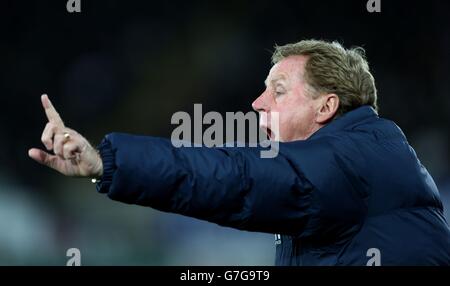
96,132,366,238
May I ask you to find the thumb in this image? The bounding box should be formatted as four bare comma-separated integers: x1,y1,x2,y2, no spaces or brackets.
28,148,56,167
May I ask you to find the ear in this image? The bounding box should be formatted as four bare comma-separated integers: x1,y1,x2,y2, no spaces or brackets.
315,94,339,124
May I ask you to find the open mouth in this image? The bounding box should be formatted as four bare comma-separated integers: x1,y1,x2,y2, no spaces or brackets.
266,128,273,140
259,112,276,140
261,126,273,140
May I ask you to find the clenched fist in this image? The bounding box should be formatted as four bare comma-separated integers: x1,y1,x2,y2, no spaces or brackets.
28,94,103,178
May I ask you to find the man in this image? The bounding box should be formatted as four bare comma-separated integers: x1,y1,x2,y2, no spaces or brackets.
29,40,450,265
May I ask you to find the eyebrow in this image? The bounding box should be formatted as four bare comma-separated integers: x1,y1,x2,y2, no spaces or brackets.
264,75,287,87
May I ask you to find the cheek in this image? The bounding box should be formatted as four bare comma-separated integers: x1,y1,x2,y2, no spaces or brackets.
277,108,299,135
277,97,304,121
279,103,314,130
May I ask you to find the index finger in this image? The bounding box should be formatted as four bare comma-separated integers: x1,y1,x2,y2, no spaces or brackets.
41,94,64,127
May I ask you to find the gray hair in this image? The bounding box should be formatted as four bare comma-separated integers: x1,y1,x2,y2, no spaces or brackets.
272,40,378,116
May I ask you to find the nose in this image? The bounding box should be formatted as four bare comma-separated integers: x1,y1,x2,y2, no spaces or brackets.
252,91,268,112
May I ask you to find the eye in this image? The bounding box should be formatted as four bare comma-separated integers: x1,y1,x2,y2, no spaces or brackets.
274,88,285,97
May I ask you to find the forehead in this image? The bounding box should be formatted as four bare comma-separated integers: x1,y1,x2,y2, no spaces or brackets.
267,55,308,83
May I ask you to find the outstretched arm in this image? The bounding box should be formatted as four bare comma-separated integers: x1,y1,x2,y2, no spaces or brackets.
30,96,364,238
96,133,316,235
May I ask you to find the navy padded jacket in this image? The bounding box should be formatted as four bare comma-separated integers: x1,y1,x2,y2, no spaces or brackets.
96,106,450,265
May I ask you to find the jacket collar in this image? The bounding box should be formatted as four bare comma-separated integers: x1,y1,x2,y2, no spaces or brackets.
309,105,378,139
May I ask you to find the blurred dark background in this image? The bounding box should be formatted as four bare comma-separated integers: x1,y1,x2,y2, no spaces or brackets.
0,0,449,265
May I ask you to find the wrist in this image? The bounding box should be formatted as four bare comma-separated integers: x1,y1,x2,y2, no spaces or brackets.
93,150,103,178
95,136,116,193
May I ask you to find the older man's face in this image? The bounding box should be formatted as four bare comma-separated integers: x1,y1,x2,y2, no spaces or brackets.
252,55,322,142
